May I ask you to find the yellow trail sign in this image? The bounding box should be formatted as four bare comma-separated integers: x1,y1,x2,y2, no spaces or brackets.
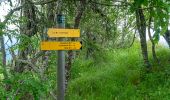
47,28,80,37
41,41,82,50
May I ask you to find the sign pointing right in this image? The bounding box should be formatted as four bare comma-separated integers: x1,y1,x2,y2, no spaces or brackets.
41,41,82,50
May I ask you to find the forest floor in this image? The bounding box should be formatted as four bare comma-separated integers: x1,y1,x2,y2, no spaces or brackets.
67,41,170,100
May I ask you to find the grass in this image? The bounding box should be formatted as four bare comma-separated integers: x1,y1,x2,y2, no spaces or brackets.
66,41,170,100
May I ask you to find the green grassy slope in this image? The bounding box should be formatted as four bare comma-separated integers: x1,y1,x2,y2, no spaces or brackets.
66,42,170,100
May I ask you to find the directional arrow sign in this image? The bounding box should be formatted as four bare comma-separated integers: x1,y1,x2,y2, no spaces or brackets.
41,41,82,50
47,28,80,37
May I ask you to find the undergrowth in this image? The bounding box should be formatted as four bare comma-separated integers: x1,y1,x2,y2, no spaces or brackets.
67,42,170,100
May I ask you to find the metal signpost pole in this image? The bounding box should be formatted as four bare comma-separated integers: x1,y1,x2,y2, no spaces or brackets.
40,13,81,99
57,14,65,100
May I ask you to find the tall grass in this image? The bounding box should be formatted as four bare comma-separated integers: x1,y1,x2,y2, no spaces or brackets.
66,41,170,100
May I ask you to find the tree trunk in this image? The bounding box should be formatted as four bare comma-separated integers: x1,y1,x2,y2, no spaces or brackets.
148,15,159,63
163,30,170,48
0,36,8,79
66,0,86,87
14,0,37,72
135,6,151,70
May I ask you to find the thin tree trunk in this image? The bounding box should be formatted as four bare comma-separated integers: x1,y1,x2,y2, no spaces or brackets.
0,35,11,93
0,36,8,79
148,15,159,63
135,6,151,70
66,0,86,88
163,30,170,48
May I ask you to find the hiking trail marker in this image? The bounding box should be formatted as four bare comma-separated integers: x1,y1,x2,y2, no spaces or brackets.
41,28,81,50
40,14,81,100
41,41,82,50
47,28,80,37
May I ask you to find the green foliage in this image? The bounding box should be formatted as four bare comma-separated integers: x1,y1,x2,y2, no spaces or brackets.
71,59,94,80
0,22,5,36
67,42,170,100
151,0,169,43
0,0,170,99
0,72,50,99
129,0,169,43
0,22,5,29
153,30,160,44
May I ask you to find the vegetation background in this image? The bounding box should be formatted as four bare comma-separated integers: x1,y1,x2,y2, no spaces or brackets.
0,0,170,100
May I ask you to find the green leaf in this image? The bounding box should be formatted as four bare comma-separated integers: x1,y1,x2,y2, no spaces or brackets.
160,27,168,35
135,0,144,5
153,28,160,44
168,6,170,12
129,3,136,13
142,0,148,6
0,22,5,29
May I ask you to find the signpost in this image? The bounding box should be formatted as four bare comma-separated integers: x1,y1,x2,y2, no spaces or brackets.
41,41,82,50
57,14,65,100
40,14,81,100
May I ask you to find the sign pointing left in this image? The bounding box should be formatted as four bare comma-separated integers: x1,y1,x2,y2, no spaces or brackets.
47,28,80,37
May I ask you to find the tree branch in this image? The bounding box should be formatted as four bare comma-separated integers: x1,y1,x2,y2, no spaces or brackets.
33,0,57,5
89,0,130,7
3,0,57,25
3,6,23,24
